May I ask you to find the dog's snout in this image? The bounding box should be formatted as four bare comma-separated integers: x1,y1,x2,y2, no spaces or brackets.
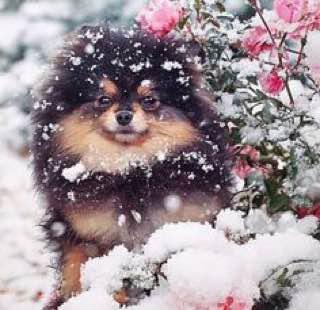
116,111,133,126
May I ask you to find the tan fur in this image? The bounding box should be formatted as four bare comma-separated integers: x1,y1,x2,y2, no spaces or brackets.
59,194,220,300
63,194,221,249
136,81,155,97
101,79,119,97
146,194,221,228
64,206,122,245
57,110,199,174
61,245,88,299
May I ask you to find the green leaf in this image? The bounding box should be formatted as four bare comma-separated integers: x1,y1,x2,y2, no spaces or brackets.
288,149,298,179
215,2,226,12
194,0,204,16
276,268,292,288
262,102,275,123
265,179,290,213
178,14,189,30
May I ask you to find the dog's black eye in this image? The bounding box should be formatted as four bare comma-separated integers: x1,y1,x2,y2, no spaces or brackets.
141,97,160,111
95,95,113,109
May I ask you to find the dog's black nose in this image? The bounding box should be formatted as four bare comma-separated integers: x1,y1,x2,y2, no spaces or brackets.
116,111,133,126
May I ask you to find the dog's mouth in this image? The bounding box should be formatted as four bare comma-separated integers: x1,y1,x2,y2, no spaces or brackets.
114,131,143,143
116,128,137,135
102,126,148,144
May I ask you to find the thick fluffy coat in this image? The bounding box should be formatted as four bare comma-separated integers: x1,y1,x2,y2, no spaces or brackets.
32,25,231,308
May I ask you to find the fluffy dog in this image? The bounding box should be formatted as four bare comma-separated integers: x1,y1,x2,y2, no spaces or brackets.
32,25,231,308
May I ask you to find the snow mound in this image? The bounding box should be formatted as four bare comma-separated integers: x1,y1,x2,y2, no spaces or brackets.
289,289,320,310
60,218,320,310
0,145,53,309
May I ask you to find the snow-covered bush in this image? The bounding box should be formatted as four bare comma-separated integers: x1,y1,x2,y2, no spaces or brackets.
56,0,320,309
174,0,320,215
60,216,320,310
134,0,320,215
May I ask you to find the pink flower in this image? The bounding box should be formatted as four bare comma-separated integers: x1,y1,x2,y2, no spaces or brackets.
272,1,320,37
217,296,251,310
240,145,260,161
232,145,271,179
259,70,285,96
297,203,320,219
293,11,320,37
171,295,251,310
242,26,273,57
274,0,306,23
136,0,183,38
233,160,254,179
257,165,272,177
308,12,320,31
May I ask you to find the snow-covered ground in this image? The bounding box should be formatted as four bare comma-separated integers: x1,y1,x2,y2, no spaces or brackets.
0,109,53,310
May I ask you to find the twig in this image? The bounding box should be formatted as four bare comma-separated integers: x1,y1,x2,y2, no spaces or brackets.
292,35,308,72
249,1,295,105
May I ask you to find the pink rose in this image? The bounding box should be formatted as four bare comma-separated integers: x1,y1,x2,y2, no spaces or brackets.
171,293,251,310
233,160,254,179
274,0,306,23
136,0,183,38
259,70,285,96
273,1,320,37
240,145,260,161
256,165,272,177
302,3,320,32
217,296,251,310
242,26,273,57
308,12,320,31
297,203,320,218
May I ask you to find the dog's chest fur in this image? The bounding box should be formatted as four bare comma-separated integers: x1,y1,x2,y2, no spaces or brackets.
63,191,222,249
43,141,229,249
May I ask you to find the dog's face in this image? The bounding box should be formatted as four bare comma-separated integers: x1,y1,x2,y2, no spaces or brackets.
35,27,214,174
58,77,199,174
95,78,153,144
83,78,196,145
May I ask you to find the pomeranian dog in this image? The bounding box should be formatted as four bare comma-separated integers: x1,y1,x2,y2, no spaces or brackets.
32,25,231,308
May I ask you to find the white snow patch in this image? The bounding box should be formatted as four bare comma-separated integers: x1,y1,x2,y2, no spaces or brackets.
305,31,320,84
289,289,320,310
59,290,119,310
216,209,246,235
163,194,182,213
161,61,182,71
62,162,86,182
60,219,320,310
